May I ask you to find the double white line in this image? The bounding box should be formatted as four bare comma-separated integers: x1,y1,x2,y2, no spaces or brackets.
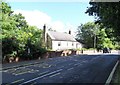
19,69,63,85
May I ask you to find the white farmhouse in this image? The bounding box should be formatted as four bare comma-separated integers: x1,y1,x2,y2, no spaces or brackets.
43,25,82,51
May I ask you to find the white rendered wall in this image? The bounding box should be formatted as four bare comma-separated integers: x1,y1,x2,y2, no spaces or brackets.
52,41,82,51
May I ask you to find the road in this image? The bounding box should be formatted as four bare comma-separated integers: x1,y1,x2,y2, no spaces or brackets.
1,54,119,84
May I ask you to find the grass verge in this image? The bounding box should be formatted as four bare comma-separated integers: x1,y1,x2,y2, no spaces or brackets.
111,62,120,84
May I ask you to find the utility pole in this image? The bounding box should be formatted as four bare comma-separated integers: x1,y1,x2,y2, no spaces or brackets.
94,34,96,53
93,25,98,53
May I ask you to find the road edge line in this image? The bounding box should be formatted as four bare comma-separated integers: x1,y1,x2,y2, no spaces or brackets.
105,60,119,85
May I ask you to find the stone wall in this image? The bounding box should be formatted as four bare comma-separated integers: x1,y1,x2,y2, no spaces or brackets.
42,50,83,59
4,50,120,63
42,50,120,59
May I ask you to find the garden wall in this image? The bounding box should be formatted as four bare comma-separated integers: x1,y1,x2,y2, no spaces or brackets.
42,50,82,59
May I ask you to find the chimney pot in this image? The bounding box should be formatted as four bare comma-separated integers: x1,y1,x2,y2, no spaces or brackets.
69,30,71,35
43,24,46,46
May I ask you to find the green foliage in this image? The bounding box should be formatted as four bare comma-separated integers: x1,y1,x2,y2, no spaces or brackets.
2,37,19,57
96,28,115,49
18,42,47,60
76,22,99,48
1,2,46,61
86,2,120,41
14,13,28,28
76,48,95,51
76,22,115,50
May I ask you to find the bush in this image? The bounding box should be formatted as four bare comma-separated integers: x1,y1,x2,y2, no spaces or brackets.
2,37,47,61
115,46,120,50
18,42,47,60
2,37,19,61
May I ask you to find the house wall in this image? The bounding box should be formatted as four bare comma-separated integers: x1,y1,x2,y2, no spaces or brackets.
52,40,82,51
46,34,52,49
76,43,83,49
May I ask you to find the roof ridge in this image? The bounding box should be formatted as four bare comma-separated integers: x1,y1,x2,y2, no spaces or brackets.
47,30,76,41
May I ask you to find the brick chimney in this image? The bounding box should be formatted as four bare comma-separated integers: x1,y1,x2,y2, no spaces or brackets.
43,24,47,45
69,30,71,35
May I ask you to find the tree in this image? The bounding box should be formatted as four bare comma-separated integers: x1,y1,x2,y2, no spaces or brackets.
14,13,28,29
26,26,43,47
76,22,114,49
96,28,114,50
1,2,17,31
2,37,19,57
76,22,99,48
1,2,46,61
86,2,120,41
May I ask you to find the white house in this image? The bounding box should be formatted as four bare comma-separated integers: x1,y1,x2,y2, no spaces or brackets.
43,25,82,51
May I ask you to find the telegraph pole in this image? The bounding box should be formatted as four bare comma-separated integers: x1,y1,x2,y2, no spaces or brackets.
94,34,96,53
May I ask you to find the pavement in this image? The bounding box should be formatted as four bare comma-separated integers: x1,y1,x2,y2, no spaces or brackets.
1,54,120,84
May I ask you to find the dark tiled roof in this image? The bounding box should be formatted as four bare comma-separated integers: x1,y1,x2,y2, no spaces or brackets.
48,31,76,41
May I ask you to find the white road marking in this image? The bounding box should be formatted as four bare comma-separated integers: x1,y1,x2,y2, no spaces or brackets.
4,67,28,73
29,70,39,73
38,71,49,75
49,72,60,78
43,65,51,68
67,67,74,71
19,69,63,85
74,63,80,66
11,79,24,84
14,72,27,76
105,60,119,85
33,64,42,67
13,69,38,76
3,62,45,71
4,69,15,73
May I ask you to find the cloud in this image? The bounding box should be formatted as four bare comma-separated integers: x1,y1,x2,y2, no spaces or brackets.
14,10,51,29
50,21,65,32
14,9,76,35
14,10,67,31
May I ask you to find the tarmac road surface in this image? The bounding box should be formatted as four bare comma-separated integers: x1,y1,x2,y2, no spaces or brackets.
1,54,119,84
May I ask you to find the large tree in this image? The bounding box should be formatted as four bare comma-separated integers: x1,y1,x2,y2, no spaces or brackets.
76,22,99,48
86,2,120,41
1,2,45,61
76,22,114,49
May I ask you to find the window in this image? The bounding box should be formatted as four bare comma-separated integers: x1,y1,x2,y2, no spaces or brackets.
58,42,61,46
72,42,74,46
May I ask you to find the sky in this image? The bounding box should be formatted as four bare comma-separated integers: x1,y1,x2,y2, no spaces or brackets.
7,1,95,35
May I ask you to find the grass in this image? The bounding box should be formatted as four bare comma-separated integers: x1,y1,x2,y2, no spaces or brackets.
111,62,120,84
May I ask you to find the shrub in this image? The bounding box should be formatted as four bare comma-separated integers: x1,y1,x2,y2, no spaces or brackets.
18,41,47,60
2,37,19,61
